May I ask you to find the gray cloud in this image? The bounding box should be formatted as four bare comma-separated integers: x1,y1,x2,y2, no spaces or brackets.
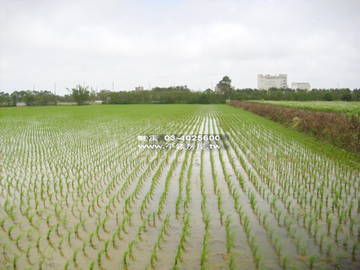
1,0,359,93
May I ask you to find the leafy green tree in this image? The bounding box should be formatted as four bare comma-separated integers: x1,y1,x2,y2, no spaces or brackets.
23,92,36,105
323,93,333,101
90,89,97,101
71,85,90,105
353,89,360,101
216,76,233,97
0,92,13,106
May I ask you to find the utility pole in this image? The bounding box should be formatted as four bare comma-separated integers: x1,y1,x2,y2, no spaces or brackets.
112,81,115,91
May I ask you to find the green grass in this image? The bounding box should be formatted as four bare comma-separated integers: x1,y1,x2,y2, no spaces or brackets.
249,100,360,117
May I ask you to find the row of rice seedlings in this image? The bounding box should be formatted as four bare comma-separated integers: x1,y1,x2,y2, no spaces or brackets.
207,115,226,227
221,115,331,266
90,115,202,268
85,156,146,219
231,110,356,190
199,117,211,270
212,115,265,269
172,118,202,269
125,117,205,268
139,116,202,219
145,214,171,269
222,118,310,217
156,151,182,219
210,149,225,226
58,149,163,256
126,115,204,267
221,111,359,265
175,150,191,219
224,215,236,270
0,122,159,268
258,163,353,258
237,113,358,231
120,215,151,270
217,114,319,269
98,118,196,217
59,118,194,268
120,117,202,268
85,117,199,268
173,214,191,270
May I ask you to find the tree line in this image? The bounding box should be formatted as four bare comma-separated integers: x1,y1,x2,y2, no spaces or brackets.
1,76,360,106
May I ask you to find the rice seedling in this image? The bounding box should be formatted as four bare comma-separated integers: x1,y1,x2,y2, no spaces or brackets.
308,255,317,270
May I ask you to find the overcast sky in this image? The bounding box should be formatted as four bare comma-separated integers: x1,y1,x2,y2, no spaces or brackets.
1,0,359,94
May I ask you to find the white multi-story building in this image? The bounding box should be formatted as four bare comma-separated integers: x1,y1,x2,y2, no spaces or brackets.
257,74,288,90
291,82,311,91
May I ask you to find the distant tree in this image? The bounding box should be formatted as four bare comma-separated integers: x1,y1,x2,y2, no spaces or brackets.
18,90,57,106
23,92,36,105
341,93,352,101
90,89,97,101
0,92,13,106
10,92,18,106
323,93,333,101
70,85,90,105
216,76,233,97
353,89,360,101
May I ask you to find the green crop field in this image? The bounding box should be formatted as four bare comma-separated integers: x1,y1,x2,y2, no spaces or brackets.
250,101,360,117
0,104,359,270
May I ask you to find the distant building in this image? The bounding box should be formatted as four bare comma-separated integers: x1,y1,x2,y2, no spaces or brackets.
291,82,311,91
135,86,144,91
257,74,288,90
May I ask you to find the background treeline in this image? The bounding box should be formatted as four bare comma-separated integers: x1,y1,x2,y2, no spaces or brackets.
231,88,360,101
0,90,59,106
0,90,95,106
98,87,225,104
1,87,360,106
0,87,226,106
98,87,360,104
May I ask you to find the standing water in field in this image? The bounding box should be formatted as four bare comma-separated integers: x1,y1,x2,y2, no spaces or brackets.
0,105,359,270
